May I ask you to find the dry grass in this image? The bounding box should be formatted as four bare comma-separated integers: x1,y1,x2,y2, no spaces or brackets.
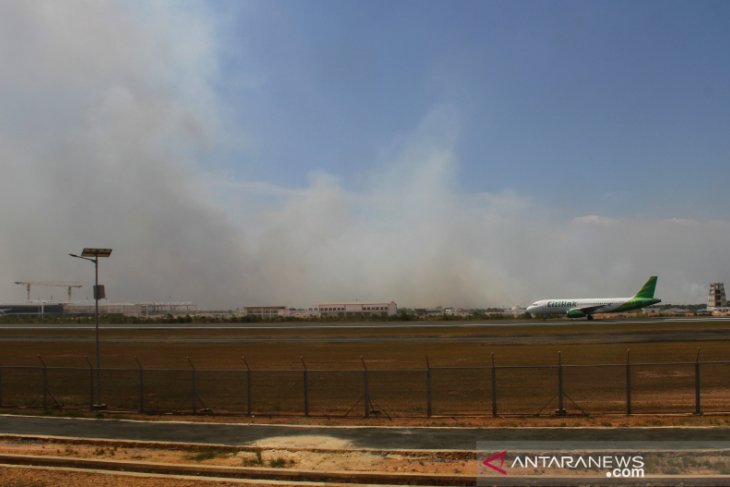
0,319,728,368
0,319,727,418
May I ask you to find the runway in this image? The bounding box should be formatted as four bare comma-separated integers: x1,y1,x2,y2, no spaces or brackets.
0,330,727,345
0,320,727,345
0,317,724,330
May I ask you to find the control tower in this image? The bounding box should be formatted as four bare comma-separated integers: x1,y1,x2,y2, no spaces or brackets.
708,283,727,310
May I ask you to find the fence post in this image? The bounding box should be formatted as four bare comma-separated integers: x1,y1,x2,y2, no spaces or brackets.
242,355,252,416
426,356,432,418
38,355,48,411
626,349,632,416
84,356,94,411
187,356,197,414
301,356,309,417
361,356,369,418
557,351,565,416
491,353,497,417
695,348,702,415
134,356,144,413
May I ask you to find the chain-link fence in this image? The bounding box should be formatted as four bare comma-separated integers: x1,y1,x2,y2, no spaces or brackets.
1,353,728,417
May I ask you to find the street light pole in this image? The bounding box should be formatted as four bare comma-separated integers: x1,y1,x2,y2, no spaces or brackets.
93,255,100,404
70,248,111,409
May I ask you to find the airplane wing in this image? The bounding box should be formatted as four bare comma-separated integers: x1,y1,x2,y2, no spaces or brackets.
578,304,606,314
576,305,606,315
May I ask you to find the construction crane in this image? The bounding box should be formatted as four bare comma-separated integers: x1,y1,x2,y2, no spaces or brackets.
14,281,83,302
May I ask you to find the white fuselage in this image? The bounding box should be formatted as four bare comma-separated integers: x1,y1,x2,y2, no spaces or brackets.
526,297,629,315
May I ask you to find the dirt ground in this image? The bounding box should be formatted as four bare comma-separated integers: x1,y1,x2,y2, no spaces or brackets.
0,436,728,486
0,435,474,486
0,466,260,487
0,437,475,473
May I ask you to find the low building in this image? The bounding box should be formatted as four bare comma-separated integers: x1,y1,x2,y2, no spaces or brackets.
286,308,320,319
64,303,144,316
0,303,64,316
317,301,397,317
139,302,197,316
244,306,288,319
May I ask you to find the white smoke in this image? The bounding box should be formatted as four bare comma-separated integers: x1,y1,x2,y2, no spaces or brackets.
0,2,726,308
0,1,248,307
206,105,730,307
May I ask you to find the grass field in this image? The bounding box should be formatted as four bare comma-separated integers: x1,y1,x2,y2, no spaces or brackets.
0,319,728,418
1,319,729,367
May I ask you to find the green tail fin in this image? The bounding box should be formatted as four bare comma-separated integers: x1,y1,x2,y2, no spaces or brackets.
634,276,658,299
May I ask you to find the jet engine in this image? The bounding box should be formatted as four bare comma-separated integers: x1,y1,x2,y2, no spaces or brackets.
566,308,586,318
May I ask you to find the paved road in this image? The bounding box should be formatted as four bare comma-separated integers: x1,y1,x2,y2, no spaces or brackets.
0,416,727,451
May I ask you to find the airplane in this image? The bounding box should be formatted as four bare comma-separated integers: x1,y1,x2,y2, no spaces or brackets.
526,276,660,320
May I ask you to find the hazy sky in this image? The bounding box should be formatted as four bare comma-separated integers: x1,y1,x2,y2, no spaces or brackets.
1,0,728,307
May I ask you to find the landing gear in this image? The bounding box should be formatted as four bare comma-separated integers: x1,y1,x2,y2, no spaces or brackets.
586,314,594,321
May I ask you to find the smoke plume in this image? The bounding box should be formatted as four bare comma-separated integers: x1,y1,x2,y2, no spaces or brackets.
0,2,725,308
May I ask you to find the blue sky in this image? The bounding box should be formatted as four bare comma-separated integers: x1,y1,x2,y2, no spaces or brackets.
210,0,730,218
1,1,729,307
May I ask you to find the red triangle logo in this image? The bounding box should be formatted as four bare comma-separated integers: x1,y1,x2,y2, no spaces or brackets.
482,450,508,475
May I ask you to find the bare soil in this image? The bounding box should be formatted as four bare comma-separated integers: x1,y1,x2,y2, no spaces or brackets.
0,436,474,486
0,466,256,487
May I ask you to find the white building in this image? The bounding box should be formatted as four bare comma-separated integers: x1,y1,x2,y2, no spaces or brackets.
317,301,398,317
